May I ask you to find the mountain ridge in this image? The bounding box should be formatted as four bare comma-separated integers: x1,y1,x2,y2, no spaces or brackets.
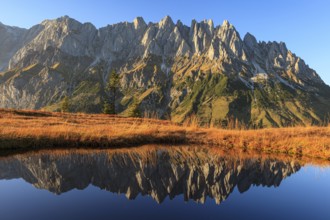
0,15,329,127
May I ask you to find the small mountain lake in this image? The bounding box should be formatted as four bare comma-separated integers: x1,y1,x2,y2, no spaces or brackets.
0,146,329,220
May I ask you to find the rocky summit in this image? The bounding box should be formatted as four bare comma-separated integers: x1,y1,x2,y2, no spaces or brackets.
0,16,329,127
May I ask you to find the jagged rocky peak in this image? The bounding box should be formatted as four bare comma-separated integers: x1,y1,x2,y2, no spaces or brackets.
218,20,240,38
214,19,246,60
41,15,78,28
221,19,231,28
206,19,214,27
9,15,98,69
243,32,258,49
206,19,214,34
159,15,174,29
176,19,184,27
41,15,96,32
133,16,147,30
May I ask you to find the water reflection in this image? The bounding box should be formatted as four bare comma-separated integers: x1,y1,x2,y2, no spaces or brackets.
0,147,301,204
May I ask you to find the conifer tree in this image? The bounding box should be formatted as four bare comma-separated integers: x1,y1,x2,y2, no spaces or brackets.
61,96,70,113
127,97,141,118
106,69,121,114
102,101,114,114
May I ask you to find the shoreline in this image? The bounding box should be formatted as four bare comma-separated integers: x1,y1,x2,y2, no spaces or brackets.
0,109,329,160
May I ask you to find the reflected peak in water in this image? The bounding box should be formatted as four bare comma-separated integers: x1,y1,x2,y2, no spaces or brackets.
0,147,301,204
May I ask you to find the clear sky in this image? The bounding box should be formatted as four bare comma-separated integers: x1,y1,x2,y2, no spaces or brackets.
1,0,329,84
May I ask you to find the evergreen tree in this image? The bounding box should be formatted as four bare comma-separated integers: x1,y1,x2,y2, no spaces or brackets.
258,119,264,129
61,96,70,113
103,101,114,114
106,69,121,114
127,98,141,118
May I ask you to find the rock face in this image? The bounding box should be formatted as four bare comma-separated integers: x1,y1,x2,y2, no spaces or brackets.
0,22,43,71
0,16,329,127
0,148,301,204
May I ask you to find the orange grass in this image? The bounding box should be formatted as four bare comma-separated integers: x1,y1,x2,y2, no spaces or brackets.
0,109,329,160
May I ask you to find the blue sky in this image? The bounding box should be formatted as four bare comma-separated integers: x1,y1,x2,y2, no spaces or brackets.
1,0,329,84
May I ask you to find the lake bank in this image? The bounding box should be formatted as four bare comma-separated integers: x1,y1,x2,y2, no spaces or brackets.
0,109,329,160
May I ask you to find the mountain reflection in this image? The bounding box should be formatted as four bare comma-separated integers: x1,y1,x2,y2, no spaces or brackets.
0,147,300,204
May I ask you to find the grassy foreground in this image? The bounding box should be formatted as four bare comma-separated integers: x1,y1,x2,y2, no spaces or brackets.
0,109,329,160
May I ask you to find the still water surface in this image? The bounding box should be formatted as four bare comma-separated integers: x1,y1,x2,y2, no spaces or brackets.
0,147,329,220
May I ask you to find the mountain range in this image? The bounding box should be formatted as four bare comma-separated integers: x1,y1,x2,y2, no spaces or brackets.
0,16,329,127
